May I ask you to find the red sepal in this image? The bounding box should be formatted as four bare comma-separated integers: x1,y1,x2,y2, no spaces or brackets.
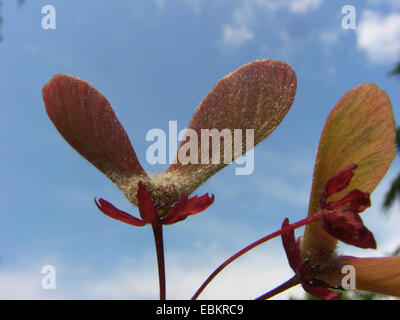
322,211,377,249
326,189,371,213
137,181,158,224
280,218,339,299
162,193,214,225
94,198,146,227
281,218,303,272
321,164,357,208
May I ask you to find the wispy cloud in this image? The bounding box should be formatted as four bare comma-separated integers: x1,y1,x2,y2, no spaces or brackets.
0,246,303,300
220,3,255,47
221,25,254,47
357,10,400,64
220,0,323,47
83,245,305,299
255,0,323,14
319,29,340,47
286,0,323,14
367,0,400,8
0,271,51,299
250,148,313,210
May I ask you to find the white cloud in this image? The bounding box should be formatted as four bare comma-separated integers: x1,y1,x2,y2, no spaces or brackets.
0,246,303,300
357,10,400,64
319,29,339,46
0,256,67,299
155,0,166,13
0,272,50,299
220,3,255,46
221,25,254,46
255,0,323,14
180,0,204,16
367,0,400,8
85,247,303,300
288,0,323,14
220,0,323,47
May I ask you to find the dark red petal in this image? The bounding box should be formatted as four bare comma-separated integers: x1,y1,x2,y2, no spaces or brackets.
162,193,214,225
321,164,357,208
281,218,303,272
302,283,341,300
94,198,145,227
43,74,147,185
137,182,158,224
326,189,371,213
322,211,377,249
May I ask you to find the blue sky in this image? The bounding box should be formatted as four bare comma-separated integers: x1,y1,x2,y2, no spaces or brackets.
1,0,400,299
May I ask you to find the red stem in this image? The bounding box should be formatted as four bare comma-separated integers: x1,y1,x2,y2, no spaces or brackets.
255,275,300,300
152,222,166,300
191,212,323,300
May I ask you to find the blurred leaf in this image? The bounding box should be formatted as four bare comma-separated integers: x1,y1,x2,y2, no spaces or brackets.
388,62,400,77
392,246,400,256
383,174,400,211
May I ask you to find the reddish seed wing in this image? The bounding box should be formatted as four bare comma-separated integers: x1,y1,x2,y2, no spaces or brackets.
43,74,147,185
317,256,400,297
166,60,297,198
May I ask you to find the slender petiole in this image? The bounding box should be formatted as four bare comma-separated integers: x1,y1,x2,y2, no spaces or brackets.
191,212,324,300
152,222,166,300
255,275,300,300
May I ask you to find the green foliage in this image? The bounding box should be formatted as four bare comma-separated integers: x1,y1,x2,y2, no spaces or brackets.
383,174,400,210
305,291,377,300
388,62,400,77
383,64,400,212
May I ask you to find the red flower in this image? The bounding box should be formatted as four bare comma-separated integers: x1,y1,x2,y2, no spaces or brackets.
289,83,399,299
94,182,214,227
281,218,341,300
320,164,376,250
43,60,298,300
193,83,399,301
281,165,375,300
42,60,297,228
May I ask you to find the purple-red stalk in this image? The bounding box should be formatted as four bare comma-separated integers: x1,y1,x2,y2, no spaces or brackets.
191,212,324,300
255,275,300,300
152,222,166,300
